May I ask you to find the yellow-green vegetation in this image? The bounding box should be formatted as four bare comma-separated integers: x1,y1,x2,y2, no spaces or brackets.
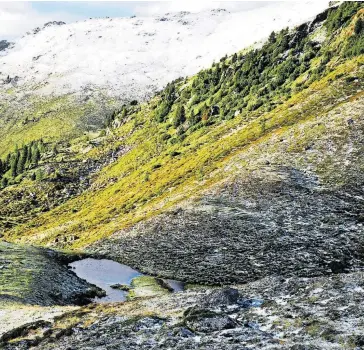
127,276,171,300
8,58,363,247
1,2,363,249
0,91,120,158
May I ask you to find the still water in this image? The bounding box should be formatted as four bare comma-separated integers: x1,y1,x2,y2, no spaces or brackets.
69,258,184,303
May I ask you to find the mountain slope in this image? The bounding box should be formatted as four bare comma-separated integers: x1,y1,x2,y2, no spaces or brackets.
1,2,328,97
0,2,328,157
1,3,364,350
2,2,363,285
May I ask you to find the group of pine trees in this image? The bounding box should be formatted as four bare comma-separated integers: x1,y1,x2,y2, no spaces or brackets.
0,140,45,188
147,1,363,132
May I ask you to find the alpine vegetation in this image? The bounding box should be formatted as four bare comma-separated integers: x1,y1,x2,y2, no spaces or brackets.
1,2,364,349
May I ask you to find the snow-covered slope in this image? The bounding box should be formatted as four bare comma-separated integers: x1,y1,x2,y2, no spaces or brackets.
0,2,329,102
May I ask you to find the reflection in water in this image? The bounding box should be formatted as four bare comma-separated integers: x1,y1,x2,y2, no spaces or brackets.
69,258,184,303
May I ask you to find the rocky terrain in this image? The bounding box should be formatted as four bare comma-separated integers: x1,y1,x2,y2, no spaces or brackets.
91,85,364,285
3,272,364,349
0,242,104,307
0,2,364,350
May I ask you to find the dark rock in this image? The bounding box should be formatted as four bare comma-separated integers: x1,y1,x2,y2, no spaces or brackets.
184,307,237,333
176,327,195,338
354,335,364,346
0,40,13,51
110,283,130,291
0,320,52,344
202,288,239,307
43,21,66,28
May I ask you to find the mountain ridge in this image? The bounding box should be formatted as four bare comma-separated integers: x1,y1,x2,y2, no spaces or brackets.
1,2,328,97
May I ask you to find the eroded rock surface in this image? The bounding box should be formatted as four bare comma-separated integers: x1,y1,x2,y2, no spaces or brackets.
3,273,364,349
91,167,364,285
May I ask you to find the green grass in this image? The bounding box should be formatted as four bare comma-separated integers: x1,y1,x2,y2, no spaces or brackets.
5,54,363,248
1,3,363,249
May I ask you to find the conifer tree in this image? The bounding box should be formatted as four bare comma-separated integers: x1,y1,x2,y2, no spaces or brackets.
5,153,10,168
354,17,363,35
27,142,33,167
17,146,28,174
10,151,19,178
173,105,186,127
32,146,41,166
269,31,276,43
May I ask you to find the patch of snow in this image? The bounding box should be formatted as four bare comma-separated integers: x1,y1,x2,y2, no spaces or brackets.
0,2,329,101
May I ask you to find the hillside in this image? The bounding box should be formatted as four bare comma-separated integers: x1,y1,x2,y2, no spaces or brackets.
1,2,364,349
0,0,362,273
0,2,328,157
1,2,362,246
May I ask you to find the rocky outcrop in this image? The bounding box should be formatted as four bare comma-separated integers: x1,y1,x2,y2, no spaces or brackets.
0,40,13,52
3,272,364,349
0,242,104,307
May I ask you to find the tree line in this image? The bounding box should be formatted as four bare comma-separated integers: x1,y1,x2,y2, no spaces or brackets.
0,140,45,188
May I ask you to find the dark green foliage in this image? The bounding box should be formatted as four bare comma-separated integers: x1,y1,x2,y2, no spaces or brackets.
170,151,181,157
268,31,276,43
325,2,363,33
344,15,364,57
104,105,132,128
354,17,363,35
1,177,8,188
32,146,41,166
155,101,172,122
52,144,58,155
17,145,28,174
344,34,364,57
0,140,47,189
10,151,20,178
173,105,186,127
155,82,177,122
102,3,362,144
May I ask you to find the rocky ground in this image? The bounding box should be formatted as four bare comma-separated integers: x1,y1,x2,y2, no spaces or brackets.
1,7,363,348
90,95,364,286
2,271,364,349
0,242,104,308
91,173,364,285
2,87,363,350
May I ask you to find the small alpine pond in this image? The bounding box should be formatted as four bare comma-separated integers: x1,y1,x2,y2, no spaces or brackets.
69,258,184,303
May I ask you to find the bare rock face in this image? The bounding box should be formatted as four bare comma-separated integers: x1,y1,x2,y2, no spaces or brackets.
0,40,13,52
201,288,240,307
